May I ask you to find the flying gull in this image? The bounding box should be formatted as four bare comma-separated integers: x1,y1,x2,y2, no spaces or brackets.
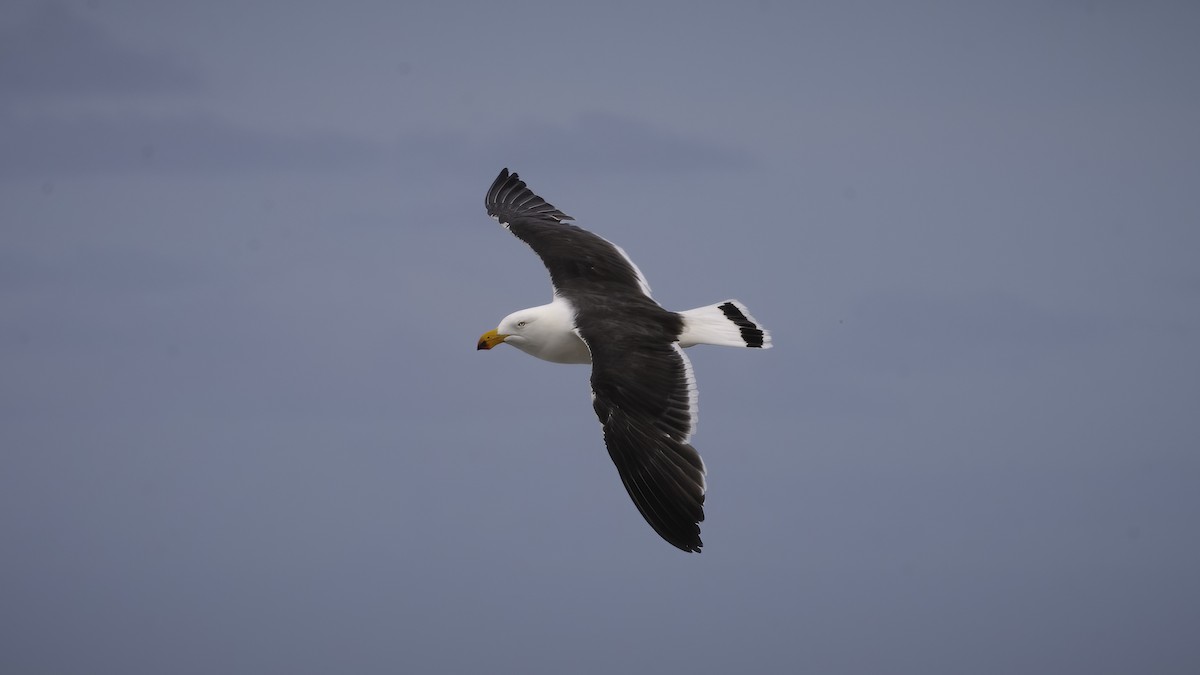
477,169,771,552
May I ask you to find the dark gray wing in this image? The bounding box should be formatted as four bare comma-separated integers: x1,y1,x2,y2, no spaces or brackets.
485,168,704,551
581,326,707,553
485,168,652,299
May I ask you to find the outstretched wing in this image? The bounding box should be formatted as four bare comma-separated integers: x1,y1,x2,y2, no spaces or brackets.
485,168,653,299
485,168,705,551
581,330,706,553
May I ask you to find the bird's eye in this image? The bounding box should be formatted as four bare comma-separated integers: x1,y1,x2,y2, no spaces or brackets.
517,321,527,327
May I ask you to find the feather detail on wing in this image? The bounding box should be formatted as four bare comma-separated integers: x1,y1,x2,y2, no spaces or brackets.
584,334,706,552
485,169,653,299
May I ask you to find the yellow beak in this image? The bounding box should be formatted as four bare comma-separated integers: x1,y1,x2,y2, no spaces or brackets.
477,329,509,350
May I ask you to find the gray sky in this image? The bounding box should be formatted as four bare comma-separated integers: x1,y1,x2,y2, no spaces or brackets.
2,1,1198,673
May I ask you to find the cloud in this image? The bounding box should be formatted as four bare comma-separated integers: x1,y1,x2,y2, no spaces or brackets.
0,244,208,299
0,111,386,180
486,113,754,173
0,3,201,99
0,7,751,180
1,110,753,181
841,290,1108,377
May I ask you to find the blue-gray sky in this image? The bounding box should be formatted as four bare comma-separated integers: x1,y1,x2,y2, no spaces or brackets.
2,1,1198,673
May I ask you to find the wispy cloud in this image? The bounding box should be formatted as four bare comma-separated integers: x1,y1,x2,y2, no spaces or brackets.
0,6,751,181
0,3,201,99
0,111,386,179
485,113,753,173
842,290,1107,376
1,110,753,181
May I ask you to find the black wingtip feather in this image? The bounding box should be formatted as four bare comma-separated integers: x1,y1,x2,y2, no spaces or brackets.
486,168,572,224
604,418,706,553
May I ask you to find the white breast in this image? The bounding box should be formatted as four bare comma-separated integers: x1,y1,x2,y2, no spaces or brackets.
514,330,592,364
506,295,592,364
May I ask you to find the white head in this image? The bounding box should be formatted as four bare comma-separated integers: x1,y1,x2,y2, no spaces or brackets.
476,299,591,364
477,308,548,351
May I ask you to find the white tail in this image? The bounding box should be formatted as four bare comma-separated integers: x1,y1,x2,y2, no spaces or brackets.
677,300,772,349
